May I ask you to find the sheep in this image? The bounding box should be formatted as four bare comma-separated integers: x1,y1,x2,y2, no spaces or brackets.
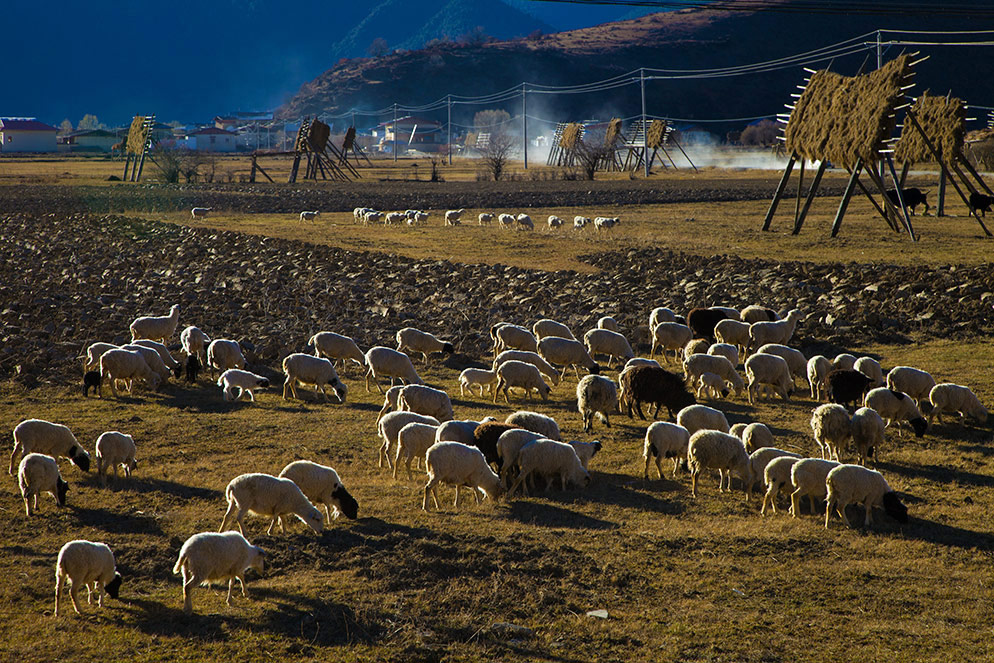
84,342,119,371
746,309,802,352
828,369,874,409
496,428,544,487
730,423,748,439
624,357,661,370
18,453,69,515
282,353,347,403
493,324,538,356
378,386,407,427
436,418,493,446
547,215,563,229
394,422,441,479
218,368,270,402
832,353,857,371
129,304,181,344
505,410,561,441
423,441,502,510
385,211,406,225
707,343,739,368
683,353,745,397
498,213,516,229
744,353,793,404
620,364,697,420
309,331,365,371
577,374,619,432
789,458,841,516
398,384,454,422
687,308,729,342
711,306,740,321
219,473,324,536
532,319,575,341
207,339,246,375
363,346,423,394
854,356,885,388
472,421,518,469
395,327,455,364
515,213,534,230
378,411,441,469
886,366,937,407
120,343,171,382
568,441,602,470
278,460,358,521
94,431,137,487
714,318,751,355
687,430,750,498
851,407,885,466
99,348,161,397
594,216,619,231
494,350,561,386
299,210,319,221
825,464,909,528
83,370,101,397
460,368,498,397
191,207,213,218
509,439,590,496
810,403,852,461
180,326,210,365
445,209,465,225
697,372,728,400
864,387,928,438
741,305,780,324
748,447,801,502
756,343,808,387
807,355,832,400
928,383,988,426
364,210,384,225
494,360,551,404
537,336,600,379
133,339,183,378
173,531,265,615
10,419,91,476
643,421,691,479
353,207,373,223
573,215,590,229
478,212,494,225
185,355,202,383
54,540,123,617
676,404,730,436
684,339,710,358
597,316,619,332
741,422,774,453
584,328,634,368
760,455,802,516
651,322,693,363
649,306,676,330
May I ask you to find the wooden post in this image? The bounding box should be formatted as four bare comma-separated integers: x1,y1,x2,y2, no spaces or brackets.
762,154,797,231
250,156,257,183
288,154,301,183
792,160,828,235
672,138,697,172
122,154,132,181
886,156,916,240
864,165,903,232
938,167,946,217
831,159,863,237
958,157,994,196
854,174,896,230
793,159,806,227
898,161,910,188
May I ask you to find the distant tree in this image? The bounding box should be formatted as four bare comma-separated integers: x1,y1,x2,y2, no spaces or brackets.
367,37,389,58
152,147,182,183
58,119,74,135
573,141,614,181
459,26,488,46
428,53,444,69
481,131,516,181
527,29,544,41
474,109,511,134
739,120,780,146
77,114,102,131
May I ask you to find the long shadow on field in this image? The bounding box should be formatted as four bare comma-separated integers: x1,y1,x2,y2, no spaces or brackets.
905,519,994,551
71,505,164,535
125,476,223,500
878,459,994,488
503,501,618,530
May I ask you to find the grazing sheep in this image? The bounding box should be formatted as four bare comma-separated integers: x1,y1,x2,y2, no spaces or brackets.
651,322,694,363
10,419,91,476
854,356,885,388
129,304,181,344
423,442,502,510
435,418,493,447
394,422,441,479
745,353,793,404
309,331,365,371
851,407,885,466
54,540,123,617
547,215,563,229
173,531,265,615
185,355,202,383
886,366,937,407
760,455,802,516
828,369,874,409
472,421,517,469
498,213,516,229
573,215,590,229
207,339,246,374
683,353,745,397
597,316,619,332
825,464,908,529
593,216,619,231
687,430,750,498
789,458,841,517
494,361,551,404
84,342,119,371
707,343,739,368
396,327,455,364
120,343,171,382
385,211,406,225
505,411,561,441
676,404,730,436
741,305,779,324
478,212,494,225
515,213,534,230
398,384,454,422
684,339,711,359
493,350,561,386
643,422,691,479
620,364,697,420
577,374,619,432
18,453,69,515
532,319,575,341
568,441,602,470
649,306,677,330
810,403,852,461
83,371,101,397
741,422,774,453
807,355,832,401
746,309,802,352
133,339,183,379
94,431,137,487
363,346,423,394
687,308,729,342
378,412,440,469
537,336,600,379
697,372,729,400
493,324,538,356
864,388,929,438
99,348,161,397
445,209,465,225
928,383,988,426
714,318,751,354
496,428,544,487
219,473,324,536
584,328,634,368
624,357,661,370
832,353,857,371
756,343,808,387
459,368,498,397
509,439,590,496
282,353,347,403
364,210,384,225
218,369,270,402
299,210,319,221
190,207,212,218
730,423,748,439
748,447,801,501
279,461,358,521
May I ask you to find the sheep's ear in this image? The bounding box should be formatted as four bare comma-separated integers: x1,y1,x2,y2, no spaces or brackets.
105,574,123,599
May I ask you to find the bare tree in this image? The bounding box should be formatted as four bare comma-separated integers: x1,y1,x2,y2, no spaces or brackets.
573,141,615,181
481,131,516,181
367,38,389,57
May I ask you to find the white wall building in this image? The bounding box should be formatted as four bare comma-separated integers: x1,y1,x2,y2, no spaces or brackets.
0,118,57,153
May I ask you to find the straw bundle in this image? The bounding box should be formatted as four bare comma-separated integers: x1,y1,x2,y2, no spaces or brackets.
125,116,148,155
560,123,583,149
894,92,966,165
604,118,622,147
341,126,357,152
308,120,331,152
646,120,667,149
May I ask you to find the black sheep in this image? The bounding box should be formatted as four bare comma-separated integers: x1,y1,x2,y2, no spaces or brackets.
472,421,517,470
83,371,101,397
885,187,930,215
828,369,873,409
621,365,697,420
185,355,202,383
969,191,994,217
687,308,729,342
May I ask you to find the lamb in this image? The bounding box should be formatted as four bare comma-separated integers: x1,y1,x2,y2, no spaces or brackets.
496,428,544,486
278,460,358,521
299,210,319,221
568,441,602,470
378,411,440,469
851,407,885,466
83,370,101,397
478,212,494,225
84,342,119,371
828,369,874,409
760,455,802,516
54,540,123,617
190,207,212,218
445,209,465,225
697,372,728,400
854,356,885,388
741,422,774,453
363,346,423,394
537,336,600,379
172,531,265,615
459,368,498,397
385,211,406,225
394,422,441,479
508,439,590,496
593,216,619,230
219,473,324,535
218,368,270,402
185,355,202,383
756,343,808,387
577,374,619,432
94,431,137,487
99,348,161,397
714,318,751,354
810,403,852,461
532,319,575,341
707,343,739,368
18,453,69,515
684,338,710,358
687,430,750,498
180,326,210,366
683,353,745,397
620,364,697,420
129,304,181,344
886,366,937,407
10,419,91,475
494,360,551,404
398,384,454,422
515,213,534,230
597,316,619,332
498,213,516,229
748,447,801,501
789,458,841,516
687,307,729,342
584,328,635,368
832,353,857,371
744,353,793,404
133,339,183,378
807,355,832,400
729,423,748,439
413,211,429,225
864,387,929,438
651,322,694,363
364,210,384,225
309,331,365,371
928,383,988,425
396,327,455,364
493,324,538,356
676,404,730,436
423,441,502,510
643,421,691,479
547,215,563,229
282,353,347,403
120,343,172,383
746,309,802,352
649,306,677,329
505,410,561,441
207,339,246,374
741,305,779,324
573,215,590,229
494,350,561,386
825,464,909,528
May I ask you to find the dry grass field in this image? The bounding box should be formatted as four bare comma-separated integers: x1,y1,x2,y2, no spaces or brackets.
0,157,992,662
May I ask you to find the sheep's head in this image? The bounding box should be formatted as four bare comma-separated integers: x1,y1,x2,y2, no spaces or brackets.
539,383,550,401
588,363,601,376
68,446,91,472
591,441,603,457
332,380,348,404
172,365,183,380
882,491,909,523
105,573,123,599
442,342,455,354
56,478,70,506
721,388,730,399
249,547,266,575
332,485,359,520
128,458,138,472
910,417,928,438
258,378,271,389
300,505,325,533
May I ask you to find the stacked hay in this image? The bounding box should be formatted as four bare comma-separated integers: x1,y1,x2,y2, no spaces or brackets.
308,120,331,152
342,126,356,152
560,123,583,150
604,118,622,147
646,120,668,149
894,92,966,165
293,120,312,153
125,116,148,156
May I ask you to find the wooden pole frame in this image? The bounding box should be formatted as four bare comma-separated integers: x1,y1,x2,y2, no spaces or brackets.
792,160,828,235
762,153,797,231
831,159,863,237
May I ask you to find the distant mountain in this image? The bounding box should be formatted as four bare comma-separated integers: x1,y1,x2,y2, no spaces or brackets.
502,0,656,30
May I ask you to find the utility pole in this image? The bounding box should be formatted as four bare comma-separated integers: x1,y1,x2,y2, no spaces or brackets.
641,68,649,178
447,95,452,166
522,83,528,169
351,110,356,130
393,103,398,162
876,30,882,70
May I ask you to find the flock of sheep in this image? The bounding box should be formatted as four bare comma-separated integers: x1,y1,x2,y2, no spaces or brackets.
351,206,620,231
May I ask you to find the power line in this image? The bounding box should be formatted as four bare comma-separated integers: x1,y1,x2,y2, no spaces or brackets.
526,0,994,18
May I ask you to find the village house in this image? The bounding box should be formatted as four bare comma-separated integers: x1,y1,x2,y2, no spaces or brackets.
0,118,57,153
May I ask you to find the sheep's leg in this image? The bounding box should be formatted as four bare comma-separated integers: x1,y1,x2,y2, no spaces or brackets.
392,447,402,480
182,570,198,614
247,389,255,402
690,470,699,498
669,457,678,479
643,455,651,480
266,517,278,535
95,581,104,607
405,455,414,481
453,485,461,508
219,501,238,532
423,478,439,511
282,377,292,400
508,472,527,498
226,578,235,606
23,495,32,517
237,574,248,598
69,583,82,615
790,489,801,517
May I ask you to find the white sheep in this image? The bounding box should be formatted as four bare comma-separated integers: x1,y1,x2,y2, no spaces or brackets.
789,458,840,517
54,540,123,617
494,350,561,386
218,368,270,402
493,324,538,356
573,215,590,229
445,209,465,225
496,428,544,487
825,464,908,528
885,366,937,407
423,441,502,510
398,384,454,422
133,338,182,377
651,322,693,363
746,309,802,352
810,403,852,461
851,407,885,466
730,423,748,439
864,387,929,438
515,213,534,230
299,210,319,221
697,372,727,400
741,422,774,453
364,346,423,394
505,411,561,441
748,447,801,502
191,207,212,218
928,383,988,426
99,348,161,397
498,213,516,229
707,343,739,368
594,216,619,230
584,328,634,368
120,343,171,382
597,316,619,332
532,319,575,341
760,455,802,516
624,357,661,370
385,211,406,225
279,460,358,521
537,336,600,379
180,326,210,365
649,306,676,330
714,318,751,354
83,342,119,371
676,404,730,436
495,360,551,404
283,353,347,403
94,431,136,487
683,353,745,397
18,453,69,515
547,215,563,229
10,419,91,475
396,327,455,364
685,338,710,358
643,421,691,479
854,356,885,387
744,353,793,404
509,439,590,496
756,343,808,387
364,210,384,225
207,339,246,374
832,353,857,371
459,368,498,397
479,212,494,225
219,473,324,535
378,411,440,469
687,430,750,498
353,207,373,223
394,422,441,479
129,304,180,344
741,305,779,324
309,331,365,371
807,355,832,400
173,531,265,614
577,374,618,432
436,419,493,446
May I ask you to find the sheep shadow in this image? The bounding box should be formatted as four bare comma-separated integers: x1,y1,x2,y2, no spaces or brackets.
903,518,994,551
123,476,222,500
877,459,994,489
71,505,164,535
502,500,619,530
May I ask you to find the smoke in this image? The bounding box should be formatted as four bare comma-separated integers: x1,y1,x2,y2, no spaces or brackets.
679,144,792,171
